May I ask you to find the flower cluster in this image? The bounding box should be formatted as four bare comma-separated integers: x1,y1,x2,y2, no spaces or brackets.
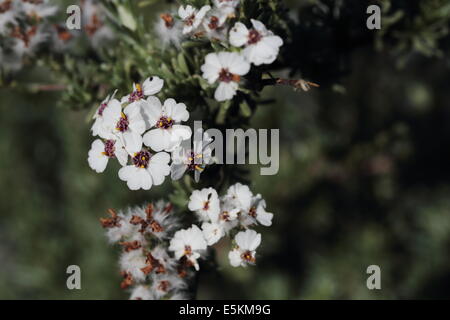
52,0,114,52
100,201,190,300
169,183,273,269
88,76,214,188
0,0,57,72
156,0,283,101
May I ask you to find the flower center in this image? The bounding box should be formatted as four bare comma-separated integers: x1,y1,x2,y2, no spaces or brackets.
185,14,195,26
116,112,129,132
220,211,230,221
184,245,192,256
248,29,262,45
11,26,37,47
102,140,116,158
132,151,151,169
128,83,144,102
249,206,257,218
218,69,240,83
156,116,174,129
208,16,219,30
97,102,107,116
203,201,210,211
160,13,174,28
85,14,103,37
241,250,256,263
187,152,204,172
158,280,170,292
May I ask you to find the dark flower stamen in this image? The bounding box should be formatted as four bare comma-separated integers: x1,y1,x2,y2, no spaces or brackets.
132,151,151,169
208,16,219,30
160,13,174,28
156,116,174,129
97,102,107,116
128,84,144,102
219,68,240,83
248,29,262,45
116,113,129,132
241,250,256,263
102,139,116,158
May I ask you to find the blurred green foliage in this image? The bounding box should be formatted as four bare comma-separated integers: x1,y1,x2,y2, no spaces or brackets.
0,0,450,299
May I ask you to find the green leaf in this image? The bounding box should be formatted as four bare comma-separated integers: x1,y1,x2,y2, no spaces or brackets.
177,53,190,75
117,5,137,31
239,100,252,117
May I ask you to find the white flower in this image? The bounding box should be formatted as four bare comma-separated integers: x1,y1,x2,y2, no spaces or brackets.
119,248,148,282
224,182,253,212
171,129,213,182
155,13,183,47
188,188,221,222
150,273,187,299
121,76,164,104
11,25,48,56
169,225,207,271
178,5,211,35
81,0,114,47
217,198,240,233
228,229,261,267
202,9,228,41
102,209,140,243
150,245,177,272
91,91,118,139
130,285,155,300
87,138,128,173
201,51,250,102
118,151,170,190
213,0,240,17
21,0,58,20
102,99,146,154
142,97,192,152
0,0,18,35
240,194,274,227
229,19,283,66
201,222,225,246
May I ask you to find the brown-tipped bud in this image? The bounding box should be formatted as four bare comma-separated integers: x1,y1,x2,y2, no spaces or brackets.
150,220,164,233
145,203,154,220
119,240,142,252
120,271,133,289
100,208,121,228
130,215,144,225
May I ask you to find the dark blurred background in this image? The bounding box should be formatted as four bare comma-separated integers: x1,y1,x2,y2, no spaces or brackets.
1,0,450,299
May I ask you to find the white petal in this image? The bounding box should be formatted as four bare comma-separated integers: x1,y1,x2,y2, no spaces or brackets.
170,101,190,122
228,53,251,75
201,53,222,84
229,22,249,47
142,76,164,95
228,249,243,267
88,140,108,173
102,99,122,127
170,164,187,180
143,128,171,152
122,131,143,154
250,19,268,34
235,229,261,251
148,152,171,185
118,166,152,190
214,82,238,102
142,96,163,127
114,140,129,166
